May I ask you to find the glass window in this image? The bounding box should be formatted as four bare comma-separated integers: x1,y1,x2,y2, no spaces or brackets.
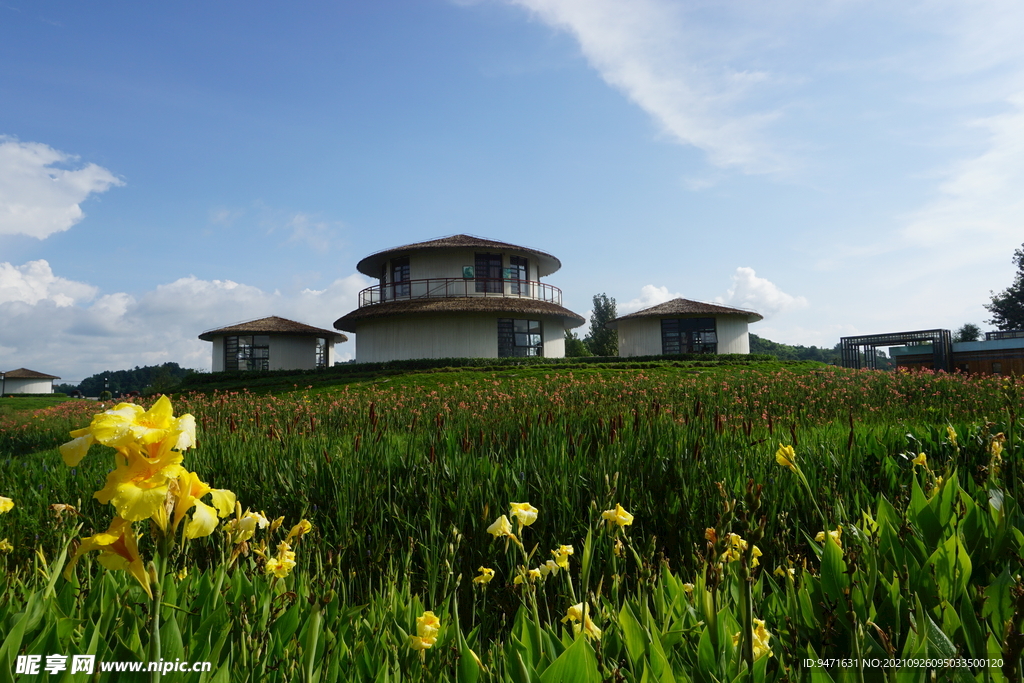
475,253,503,293
661,318,717,354
315,337,327,369
225,335,270,371
509,256,529,296
498,319,543,357
391,257,410,298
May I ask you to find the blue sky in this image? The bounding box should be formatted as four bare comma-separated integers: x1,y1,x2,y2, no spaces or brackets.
2,0,1023,383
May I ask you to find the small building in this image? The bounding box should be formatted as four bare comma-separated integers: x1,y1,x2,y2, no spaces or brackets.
334,235,585,362
2,368,61,394
199,316,347,372
886,330,1024,375
605,298,763,357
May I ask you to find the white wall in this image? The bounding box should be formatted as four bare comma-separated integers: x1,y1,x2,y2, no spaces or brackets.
380,249,546,300
616,316,751,357
210,335,339,372
355,314,567,363
4,378,53,394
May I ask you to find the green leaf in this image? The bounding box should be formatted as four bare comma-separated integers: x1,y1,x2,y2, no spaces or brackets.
618,602,648,670
539,635,600,683
926,534,972,603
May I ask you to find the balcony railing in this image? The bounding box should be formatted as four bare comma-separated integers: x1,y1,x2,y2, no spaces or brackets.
358,277,562,307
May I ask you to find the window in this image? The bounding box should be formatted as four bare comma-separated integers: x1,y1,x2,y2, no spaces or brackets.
315,337,327,369
992,362,1003,375
475,253,502,293
498,319,542,357
509,256,529,296
391,257,410,298
661,318,717,354
225,335,270,371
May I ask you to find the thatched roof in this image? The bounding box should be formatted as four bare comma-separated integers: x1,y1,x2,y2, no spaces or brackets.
199,316,347,342
606,298,763,328
356,234,562,278
3,368,60,380
334,297,585,333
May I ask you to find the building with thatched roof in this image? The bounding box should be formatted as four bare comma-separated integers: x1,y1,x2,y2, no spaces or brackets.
2,368,61,395
334,235,585,362
606,298,762,357
199,316,347,372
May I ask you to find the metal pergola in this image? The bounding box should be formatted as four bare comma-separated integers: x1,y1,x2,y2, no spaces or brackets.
840,329,953,371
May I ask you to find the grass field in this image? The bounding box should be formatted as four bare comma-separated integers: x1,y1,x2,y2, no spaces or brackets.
0,361,1020,682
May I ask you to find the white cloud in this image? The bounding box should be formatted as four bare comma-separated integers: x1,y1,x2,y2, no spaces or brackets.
0,261,371,382
0,260,98,307
716,267,807,319
0,137,123,239
618,284,682,314
502,0,784,172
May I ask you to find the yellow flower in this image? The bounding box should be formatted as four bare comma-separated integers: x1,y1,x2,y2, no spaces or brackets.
0,496,13,514
473,566,495,585
682,583,694,594
722,533,748,562
0,539,11,553
486,515,514,538
265,541,297,578
171,470,236,539
562,602,601,639
286,519,313,542
602,503,634,528
751,545,762,568
92,438,187,522
815,527,843,549
911,452,927,467
59,395,195,467
775,444,797,472
946,426,958,446
732,618,774,659
64,517,151,599
539,559,560,577
226,509,270,543
552,544,574,570
774,566,795,579
513,566,542,584
408,636,433,651
509,502,538,530
411,611,441,650
704,527,717,543
613,538,624,557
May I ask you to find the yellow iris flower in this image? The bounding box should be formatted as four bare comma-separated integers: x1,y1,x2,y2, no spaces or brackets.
602,504,634,528
911,452,927,467
286,519,313,542
815,527,843,549
775,444,797,472
410,611,441,650
64,517,151,599
0,496,13,514
552,544,574,569
265,540,297,578
473,566,495,585
167,470,235,539
486,515,514,538
0,539,12,553
732,618,774,659
562,602,602,640
509,502,538,530
59,395,195,467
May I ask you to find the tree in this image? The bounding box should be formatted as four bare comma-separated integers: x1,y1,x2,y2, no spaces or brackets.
564,329,592,357
953,323,981,343
583,293,618,356
986,243,1024,331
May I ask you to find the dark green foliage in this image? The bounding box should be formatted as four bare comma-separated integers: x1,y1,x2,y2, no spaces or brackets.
954,322,982,343
58,362,198,396
986,242,1024,330
563,329,592,357
749,333,840,363
583,292,618,356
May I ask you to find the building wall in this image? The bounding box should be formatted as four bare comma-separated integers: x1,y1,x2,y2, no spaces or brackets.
379,250,544,299
211,335,336,372
354,313,566,363
211,337,225,372
3,378,53,394
617,316,751,357
890,339,1024,375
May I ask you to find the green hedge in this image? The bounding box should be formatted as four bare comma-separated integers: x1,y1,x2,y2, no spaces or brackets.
177,354,780,390
1,392,67,398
